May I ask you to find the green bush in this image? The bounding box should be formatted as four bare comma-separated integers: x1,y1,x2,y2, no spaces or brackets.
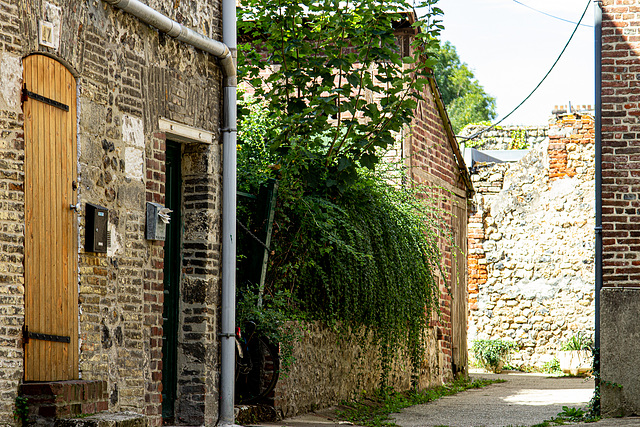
471,339,517,373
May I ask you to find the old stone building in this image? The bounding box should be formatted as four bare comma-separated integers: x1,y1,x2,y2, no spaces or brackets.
464,115,595,369
0,0,232,425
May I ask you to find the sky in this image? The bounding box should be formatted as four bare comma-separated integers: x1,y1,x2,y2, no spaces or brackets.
424,0,595,126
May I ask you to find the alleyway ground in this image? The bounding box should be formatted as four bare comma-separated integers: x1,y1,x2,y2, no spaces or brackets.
247,371,640,427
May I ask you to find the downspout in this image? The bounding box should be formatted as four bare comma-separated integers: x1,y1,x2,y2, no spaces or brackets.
594,0,602,353
220,0,237,425
101,1,238,425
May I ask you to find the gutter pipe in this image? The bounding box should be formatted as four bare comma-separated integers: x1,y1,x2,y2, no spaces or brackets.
594,0,602,352
101,0,238,424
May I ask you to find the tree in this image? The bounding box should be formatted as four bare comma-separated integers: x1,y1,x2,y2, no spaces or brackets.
238,0,443,193
236,1,450,380
431,41,496,134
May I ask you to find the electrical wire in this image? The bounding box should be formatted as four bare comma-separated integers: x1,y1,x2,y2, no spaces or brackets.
512,0,593,28
460,0,592,141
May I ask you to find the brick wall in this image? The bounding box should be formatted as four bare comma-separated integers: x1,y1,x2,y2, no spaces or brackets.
601,0,640,289
406,80,470,381
600,0,640,416
548,115,595,181
0,0,25,421
0,0,225,425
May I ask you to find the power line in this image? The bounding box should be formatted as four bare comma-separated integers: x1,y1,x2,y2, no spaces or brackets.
460,0,592,142
512,0,593,28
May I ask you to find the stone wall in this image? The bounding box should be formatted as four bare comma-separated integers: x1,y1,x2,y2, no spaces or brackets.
460,125,548,150
467,115,595,368
0,0,225,425
600,0,640,415
275,323,443,419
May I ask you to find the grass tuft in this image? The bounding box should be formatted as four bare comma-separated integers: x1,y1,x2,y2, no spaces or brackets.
336,376,505,427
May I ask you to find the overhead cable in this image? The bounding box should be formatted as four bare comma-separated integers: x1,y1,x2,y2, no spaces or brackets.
460,0,591,141
512,0,593,28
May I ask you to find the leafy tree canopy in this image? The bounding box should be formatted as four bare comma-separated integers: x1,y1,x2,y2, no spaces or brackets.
238,0,443,194
431,41,496,134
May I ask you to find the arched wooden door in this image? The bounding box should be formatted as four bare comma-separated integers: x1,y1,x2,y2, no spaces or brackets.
23,54,79,381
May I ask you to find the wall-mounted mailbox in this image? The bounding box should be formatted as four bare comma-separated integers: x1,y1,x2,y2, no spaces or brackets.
85,203,108,253
146,202,172,241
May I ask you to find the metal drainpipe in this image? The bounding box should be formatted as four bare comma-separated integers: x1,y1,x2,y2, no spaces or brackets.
220,0,238,424
594,0,602,352
101,1,238,425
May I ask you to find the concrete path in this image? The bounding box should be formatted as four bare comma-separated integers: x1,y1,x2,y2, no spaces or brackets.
246,371,640,427
392,372,594,427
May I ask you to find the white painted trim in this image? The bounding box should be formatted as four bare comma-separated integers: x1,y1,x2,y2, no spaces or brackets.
159,118,214,144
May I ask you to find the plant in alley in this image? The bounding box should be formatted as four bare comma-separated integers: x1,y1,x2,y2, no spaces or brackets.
471,339,517,373
337,377,505,427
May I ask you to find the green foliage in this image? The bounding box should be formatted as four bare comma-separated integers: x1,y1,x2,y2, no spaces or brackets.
237,1,451,386
560,333,593,351
471,339,517,373
13,396,29,424
239,0,443,193
430,41,496,134
266,170,449,383
237,97,279,196
337,377,505,427
237,101,449,384
541,357,562,375
236,284,302,373
557,406,585,421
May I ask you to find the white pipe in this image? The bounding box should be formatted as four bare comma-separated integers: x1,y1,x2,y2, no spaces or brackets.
103,0,236,78
101,1,238,425
220,0,238,424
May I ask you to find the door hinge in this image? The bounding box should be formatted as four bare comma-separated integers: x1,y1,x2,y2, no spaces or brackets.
22,84,69,112
23,325,70,344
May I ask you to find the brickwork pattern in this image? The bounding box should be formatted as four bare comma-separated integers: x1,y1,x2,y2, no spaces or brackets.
407,83,469,381
601,1,640,288
20,380,108,423
548,115,595,181
0,1,24,421
0,109,25,424
0,0,224,425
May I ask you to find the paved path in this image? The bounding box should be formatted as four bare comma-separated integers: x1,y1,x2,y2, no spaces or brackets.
393,372,593,427
247,372,640,427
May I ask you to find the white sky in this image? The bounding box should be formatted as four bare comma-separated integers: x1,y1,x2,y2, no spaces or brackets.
424,0,595,126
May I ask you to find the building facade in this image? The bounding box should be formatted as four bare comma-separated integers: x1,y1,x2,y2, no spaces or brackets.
0,0,227,425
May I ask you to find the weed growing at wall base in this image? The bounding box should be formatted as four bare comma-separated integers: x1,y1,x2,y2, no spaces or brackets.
336,377,504,427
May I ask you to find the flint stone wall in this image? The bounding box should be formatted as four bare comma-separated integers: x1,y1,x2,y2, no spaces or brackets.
467,115,595,368
460,125,548,151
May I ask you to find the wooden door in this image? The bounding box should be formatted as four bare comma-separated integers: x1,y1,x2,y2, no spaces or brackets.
23,54,79,381
450,200,468,378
